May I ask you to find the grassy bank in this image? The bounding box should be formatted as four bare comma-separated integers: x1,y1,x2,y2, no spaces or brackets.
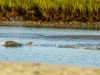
0,0,100,22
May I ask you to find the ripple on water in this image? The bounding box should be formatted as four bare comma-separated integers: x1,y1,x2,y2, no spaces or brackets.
0,27,100,67
57,43,100,50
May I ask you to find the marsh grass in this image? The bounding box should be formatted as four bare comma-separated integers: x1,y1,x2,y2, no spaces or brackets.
0,0,100,22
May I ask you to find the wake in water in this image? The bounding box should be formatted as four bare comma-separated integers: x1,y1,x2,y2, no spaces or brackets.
57,44,100,50
0,32,100,50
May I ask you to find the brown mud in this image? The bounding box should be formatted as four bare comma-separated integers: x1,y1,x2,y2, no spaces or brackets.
0,21,100,30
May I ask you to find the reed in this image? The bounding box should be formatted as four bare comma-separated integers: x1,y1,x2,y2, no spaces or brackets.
0,0,100,21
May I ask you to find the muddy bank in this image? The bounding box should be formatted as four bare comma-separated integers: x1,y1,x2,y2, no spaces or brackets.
0,21,100,30
0,62,100,75
45,35,100,40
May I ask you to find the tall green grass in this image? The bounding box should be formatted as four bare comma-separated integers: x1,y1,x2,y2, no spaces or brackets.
0,0,100,21
0,0,100,13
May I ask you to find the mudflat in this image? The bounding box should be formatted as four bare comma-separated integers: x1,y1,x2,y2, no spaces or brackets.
0,21,100,29
0,62,100,75
45,35,100,40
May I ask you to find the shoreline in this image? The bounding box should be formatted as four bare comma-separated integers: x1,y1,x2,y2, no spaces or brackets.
0,62,100,75
0,21,100,30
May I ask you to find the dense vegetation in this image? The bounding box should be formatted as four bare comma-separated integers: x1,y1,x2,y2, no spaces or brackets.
0,0,100,22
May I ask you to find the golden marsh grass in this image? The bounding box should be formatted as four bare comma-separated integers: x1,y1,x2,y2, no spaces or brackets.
0,0,100,22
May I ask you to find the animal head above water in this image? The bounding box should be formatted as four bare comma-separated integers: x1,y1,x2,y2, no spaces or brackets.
26,42,33,46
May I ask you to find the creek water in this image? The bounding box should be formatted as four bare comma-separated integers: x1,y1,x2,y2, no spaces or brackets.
0,26,100,68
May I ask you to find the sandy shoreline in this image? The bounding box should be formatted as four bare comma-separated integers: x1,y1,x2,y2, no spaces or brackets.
0,62,100,75
0,21,100,29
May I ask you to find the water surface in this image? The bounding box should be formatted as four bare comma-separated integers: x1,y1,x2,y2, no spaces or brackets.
0,26,100,68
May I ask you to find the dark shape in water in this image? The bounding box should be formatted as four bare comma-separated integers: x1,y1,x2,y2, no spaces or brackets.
1,41,33,47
